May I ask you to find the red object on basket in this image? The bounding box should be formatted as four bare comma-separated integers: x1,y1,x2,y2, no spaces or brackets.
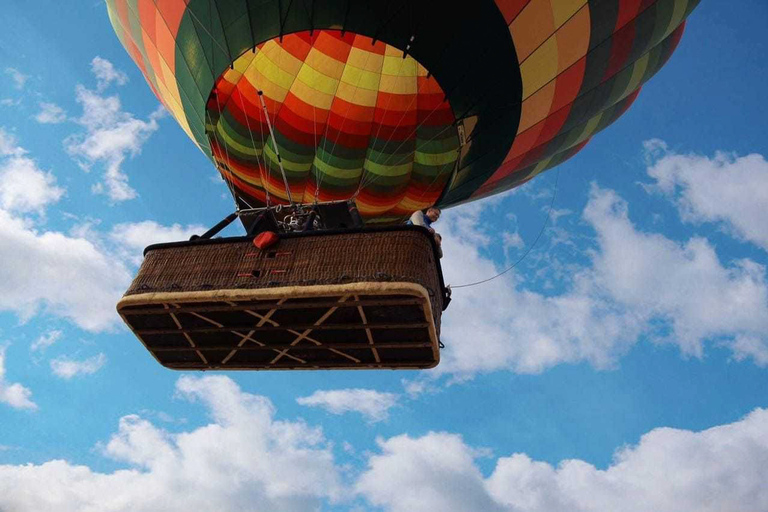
253,231,279,250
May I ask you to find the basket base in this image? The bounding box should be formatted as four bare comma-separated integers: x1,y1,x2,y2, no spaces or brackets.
117,282,440,370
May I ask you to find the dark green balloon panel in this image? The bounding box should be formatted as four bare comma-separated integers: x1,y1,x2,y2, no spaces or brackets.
106,0,699,221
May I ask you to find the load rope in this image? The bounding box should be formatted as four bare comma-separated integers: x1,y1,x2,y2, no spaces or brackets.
451,168,559,289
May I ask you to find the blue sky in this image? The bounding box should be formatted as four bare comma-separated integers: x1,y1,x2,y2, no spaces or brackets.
1,2,767,511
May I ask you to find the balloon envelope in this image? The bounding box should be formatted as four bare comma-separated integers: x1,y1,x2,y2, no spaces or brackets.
106,0,699,221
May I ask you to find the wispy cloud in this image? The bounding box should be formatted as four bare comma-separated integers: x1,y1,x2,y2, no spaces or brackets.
50,353,106,379
91,56,128,91
34,102,67,124
297,389,399,423
4,68,28,90
64,58,163,202
0,346,37,411
645,139,768,252
31,330,62,352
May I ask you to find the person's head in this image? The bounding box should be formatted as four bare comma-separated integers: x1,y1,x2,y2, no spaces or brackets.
426,207,441,222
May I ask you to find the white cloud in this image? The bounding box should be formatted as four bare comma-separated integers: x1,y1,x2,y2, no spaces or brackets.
400,377,438,399
357,432,503,512
31,330,63,352
65,85,163,202
583,186,768,358
0,346,37,411
109,220,206,265
0,139,65,214
1,98,21,107
91,56,128,91
0,128,24,157
0,208,132,331
3,373,767,512
0,130,130,331
297,389,399,423
4,68,28,89
0,375,341,512
502,230,524,253
50,353,106,379
437,183,768,378
645,140,768,252
35,102,67,124
357,409,768,512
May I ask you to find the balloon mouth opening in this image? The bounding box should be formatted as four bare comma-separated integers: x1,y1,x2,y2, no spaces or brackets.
204,29,460,219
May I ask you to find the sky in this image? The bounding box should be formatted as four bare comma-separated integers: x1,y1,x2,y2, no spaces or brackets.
1,2,767,511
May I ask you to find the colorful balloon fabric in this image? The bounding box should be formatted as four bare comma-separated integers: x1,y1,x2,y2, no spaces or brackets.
106,0,699,221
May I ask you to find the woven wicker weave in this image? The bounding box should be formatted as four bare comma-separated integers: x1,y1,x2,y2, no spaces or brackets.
118,226,446,370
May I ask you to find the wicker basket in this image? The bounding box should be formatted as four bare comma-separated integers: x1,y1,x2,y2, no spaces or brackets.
117,226,447,370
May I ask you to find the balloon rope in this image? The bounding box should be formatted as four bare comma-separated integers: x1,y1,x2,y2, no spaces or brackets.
353,55,410,197
355,73,455,198
316,39,375,201
258,90,295,207
309,94,320,204
451,168,559,289
234,73,271,208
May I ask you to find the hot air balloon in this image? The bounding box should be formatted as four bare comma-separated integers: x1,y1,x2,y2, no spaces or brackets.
111,0,699,371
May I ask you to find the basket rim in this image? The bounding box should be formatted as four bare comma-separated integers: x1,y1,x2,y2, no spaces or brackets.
117,281,440,371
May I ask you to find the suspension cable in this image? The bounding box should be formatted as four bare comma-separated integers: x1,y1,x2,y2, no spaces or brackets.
233,57,271,208
451,168,560,289
354,66,450,200
257,90,295,207
353,53,411,198
316,40,375,200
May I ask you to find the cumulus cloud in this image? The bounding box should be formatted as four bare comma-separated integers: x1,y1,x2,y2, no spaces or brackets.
0,376,341,512
35,102,67,124
31,330,62,352
0,131,65,214
0,208,133,331
645,140,768,252
0,134,202,332
357,408,768,512
110,220,206,265
65,69,163,202
50,353,106,379
2,375,766,512
0,128,137,331
4,68,28,89
0,346,37,411
583,186,768,358
0,128,131,331
437,183,768,378
91,56,128,91
357,432,503,512
297,389,399,423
